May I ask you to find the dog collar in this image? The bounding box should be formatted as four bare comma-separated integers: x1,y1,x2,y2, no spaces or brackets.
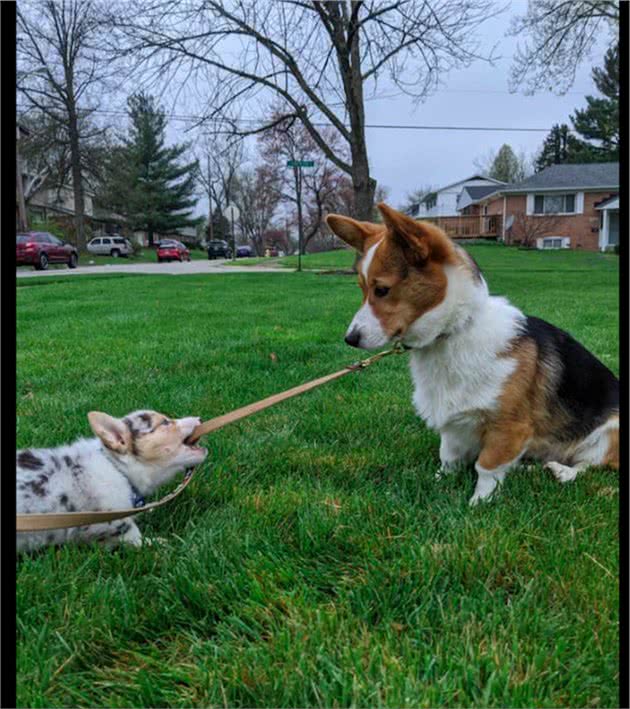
130,483,145,508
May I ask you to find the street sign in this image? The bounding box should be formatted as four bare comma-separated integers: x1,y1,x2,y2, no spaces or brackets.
287,160,314,168
223,204,240,222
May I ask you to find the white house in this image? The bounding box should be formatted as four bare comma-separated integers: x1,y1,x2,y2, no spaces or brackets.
407,175,506,218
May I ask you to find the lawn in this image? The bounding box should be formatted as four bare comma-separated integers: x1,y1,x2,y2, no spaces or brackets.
16,246,619,708
230,242,619,274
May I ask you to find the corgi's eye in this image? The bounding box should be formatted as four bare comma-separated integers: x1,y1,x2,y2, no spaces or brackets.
160,419,170,426
374,286,390,298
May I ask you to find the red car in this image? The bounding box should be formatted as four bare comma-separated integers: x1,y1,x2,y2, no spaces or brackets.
16,232,78,270
157,240,191,262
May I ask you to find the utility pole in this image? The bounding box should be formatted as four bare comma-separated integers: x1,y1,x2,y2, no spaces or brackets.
207,154,214,242
16,125,28,232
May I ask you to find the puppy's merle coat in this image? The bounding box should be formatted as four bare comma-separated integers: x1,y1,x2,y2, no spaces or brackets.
16,410,206,553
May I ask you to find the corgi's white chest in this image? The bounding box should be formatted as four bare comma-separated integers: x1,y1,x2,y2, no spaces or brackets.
408,296,524,432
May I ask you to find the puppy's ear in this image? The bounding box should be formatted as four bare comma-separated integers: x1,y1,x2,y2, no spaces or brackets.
88,412,130,454
325,214,381,253
377,202,450,265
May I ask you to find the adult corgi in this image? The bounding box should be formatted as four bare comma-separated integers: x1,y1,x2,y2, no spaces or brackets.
326,203,618,505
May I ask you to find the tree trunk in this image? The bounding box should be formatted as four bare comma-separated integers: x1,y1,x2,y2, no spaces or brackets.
148,228,154,247
16,127,28,232
345,7,376,222
67,104,86,250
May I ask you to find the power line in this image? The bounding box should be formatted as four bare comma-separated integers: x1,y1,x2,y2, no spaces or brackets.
16,106,568,133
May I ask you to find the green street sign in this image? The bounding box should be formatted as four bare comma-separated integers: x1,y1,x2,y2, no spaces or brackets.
287,160,314,167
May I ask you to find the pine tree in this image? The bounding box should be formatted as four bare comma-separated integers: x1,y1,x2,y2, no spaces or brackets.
105,93,200,245
534,124,588,172
571,44,619,161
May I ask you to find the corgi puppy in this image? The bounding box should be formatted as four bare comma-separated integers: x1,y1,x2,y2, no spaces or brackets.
326,203,619,505
16,410,207,552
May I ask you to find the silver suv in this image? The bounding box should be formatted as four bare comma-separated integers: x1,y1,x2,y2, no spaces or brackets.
87,236,133,257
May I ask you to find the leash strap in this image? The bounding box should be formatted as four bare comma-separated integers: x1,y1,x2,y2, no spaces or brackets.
16,345,407,532
16,468,196,533
185,344,407,444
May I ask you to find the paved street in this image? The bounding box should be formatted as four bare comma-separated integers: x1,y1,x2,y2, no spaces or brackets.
16,258,290,278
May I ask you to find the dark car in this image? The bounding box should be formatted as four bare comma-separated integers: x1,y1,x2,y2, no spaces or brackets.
207,240,232,259
236,245,253,258
157,239,191,262
16,232,78,270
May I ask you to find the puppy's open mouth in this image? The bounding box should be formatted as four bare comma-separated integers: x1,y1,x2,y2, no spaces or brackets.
184,440,204,452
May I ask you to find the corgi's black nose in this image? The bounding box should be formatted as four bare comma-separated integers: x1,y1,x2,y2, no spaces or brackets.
345,329,361,348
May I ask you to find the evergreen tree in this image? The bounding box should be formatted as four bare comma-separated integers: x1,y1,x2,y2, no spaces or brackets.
104,93,200,245
534,124,587,172
571,43,619,161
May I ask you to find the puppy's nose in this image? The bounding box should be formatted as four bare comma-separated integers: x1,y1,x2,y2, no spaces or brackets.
345,329,361,348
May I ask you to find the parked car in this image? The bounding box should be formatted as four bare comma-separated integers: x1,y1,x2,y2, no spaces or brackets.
157,239,191,262
86,236,133,257
16,232,78,270
207,240,232,259
236,245,253,258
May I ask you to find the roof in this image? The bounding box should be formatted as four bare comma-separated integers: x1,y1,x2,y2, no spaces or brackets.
419,174,505,203
595,195,619,210
461,185,503,202
502,163,619,192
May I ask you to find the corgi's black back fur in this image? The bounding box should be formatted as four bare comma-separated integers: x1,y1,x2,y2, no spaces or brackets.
523,315,619,441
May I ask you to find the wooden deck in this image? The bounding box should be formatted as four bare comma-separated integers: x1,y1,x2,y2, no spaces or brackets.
420,215,502,240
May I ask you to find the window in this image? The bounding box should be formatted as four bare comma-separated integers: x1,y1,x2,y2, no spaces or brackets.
113,238,125,244
92,238,102,245
542,237,565,249
102,238,111,245
533,193,576,214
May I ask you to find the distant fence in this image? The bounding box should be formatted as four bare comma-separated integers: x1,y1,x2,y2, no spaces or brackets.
420,215,502,240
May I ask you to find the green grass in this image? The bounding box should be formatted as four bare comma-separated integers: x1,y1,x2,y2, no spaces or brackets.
16,247,619,708
230,243,619,274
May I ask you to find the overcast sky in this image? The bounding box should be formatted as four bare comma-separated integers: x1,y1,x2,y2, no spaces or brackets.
147,3,611,217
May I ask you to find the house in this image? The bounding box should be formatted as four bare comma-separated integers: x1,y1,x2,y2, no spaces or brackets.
474,163,619,251
407,175,506,218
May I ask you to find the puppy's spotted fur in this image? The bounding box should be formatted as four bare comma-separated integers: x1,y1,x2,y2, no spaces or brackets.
16,410,206,553
327,203,619,505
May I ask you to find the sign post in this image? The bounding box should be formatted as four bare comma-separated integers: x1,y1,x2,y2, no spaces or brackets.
287,160,314,272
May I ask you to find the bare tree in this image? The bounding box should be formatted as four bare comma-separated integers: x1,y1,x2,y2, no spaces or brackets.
258,116,353,253
509,211,561,248
107,0,501,222
194,134,245,241
399,185,438,214
17,0,112,247
507,1,620,95
233,164,283,255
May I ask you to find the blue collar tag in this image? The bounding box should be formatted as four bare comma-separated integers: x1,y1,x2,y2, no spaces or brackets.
130,484,145,508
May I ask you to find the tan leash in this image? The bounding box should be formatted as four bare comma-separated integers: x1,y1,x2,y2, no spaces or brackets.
16,344,408,533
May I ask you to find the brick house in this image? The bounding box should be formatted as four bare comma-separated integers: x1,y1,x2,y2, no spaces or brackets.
472,163,619,251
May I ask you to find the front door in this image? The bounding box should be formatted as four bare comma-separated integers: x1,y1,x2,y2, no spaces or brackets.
608,211,619,247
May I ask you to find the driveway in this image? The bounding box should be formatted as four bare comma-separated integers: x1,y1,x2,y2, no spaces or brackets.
16,258,289,278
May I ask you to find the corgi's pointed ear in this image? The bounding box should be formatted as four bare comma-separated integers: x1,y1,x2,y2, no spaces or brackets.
88,412,130,454
325,214,381,253
377,202,451,264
